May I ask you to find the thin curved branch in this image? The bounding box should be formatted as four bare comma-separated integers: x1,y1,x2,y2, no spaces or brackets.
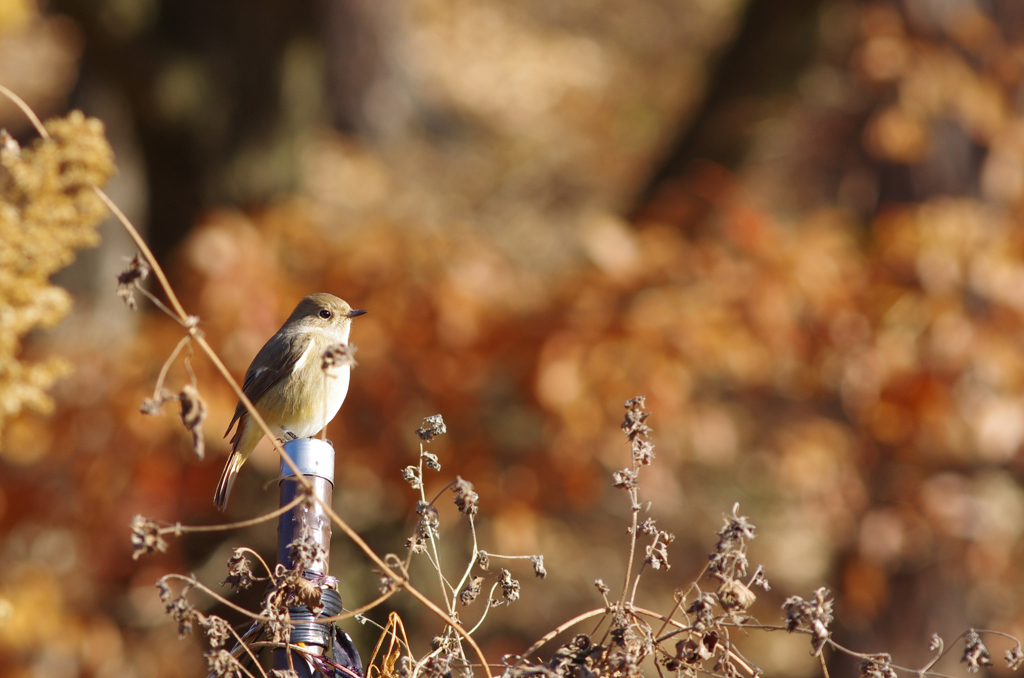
512,608,610,668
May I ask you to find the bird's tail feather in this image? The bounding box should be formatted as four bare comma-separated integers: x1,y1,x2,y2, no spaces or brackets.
214,450,245,511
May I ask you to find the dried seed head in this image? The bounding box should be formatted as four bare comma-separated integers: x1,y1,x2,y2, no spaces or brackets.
612,468,638,490
416,502,440,540
322,343,358,375
421,451,441,472
131,515,167,559
206,648,245,678
687,593,716,631
717,579,757,612
460,576,484,606
499,569,520,604
178,384,207,460
262,605,291,644
156,579,172,603
159,581,197,639
709,503,755,580
962,629,993,673
1006,645,1024,670
530,555,547,579
402,465,422,489
782,587,833,655
200,615,232,649
622,396,652,440
861,656,898,678
222,549,257,590
422,654,452,678
645,531,674,571
452,476,479,516
633,439,656,465
116,254,151,310
416,414,447,442
406,533,427,553
140,389,174,416
676,632,717,665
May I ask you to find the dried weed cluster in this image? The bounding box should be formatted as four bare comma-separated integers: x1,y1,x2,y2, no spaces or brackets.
0,108,114,439
130,388,1024,678
8,93,1024,678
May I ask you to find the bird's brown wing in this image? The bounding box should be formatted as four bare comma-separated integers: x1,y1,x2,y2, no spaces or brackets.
223,331,312,439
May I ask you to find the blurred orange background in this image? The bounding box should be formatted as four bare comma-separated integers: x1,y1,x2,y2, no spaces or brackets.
5,0,1024,676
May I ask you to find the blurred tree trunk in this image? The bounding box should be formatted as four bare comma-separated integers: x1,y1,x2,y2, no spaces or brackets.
632,0,824,216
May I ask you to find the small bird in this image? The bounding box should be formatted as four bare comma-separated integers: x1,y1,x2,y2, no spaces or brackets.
215,293,366,510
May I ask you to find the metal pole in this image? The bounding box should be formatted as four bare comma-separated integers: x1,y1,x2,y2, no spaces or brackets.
277,438,335,573
273,437,339,674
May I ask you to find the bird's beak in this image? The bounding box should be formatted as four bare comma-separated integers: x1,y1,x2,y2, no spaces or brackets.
347,309,367,318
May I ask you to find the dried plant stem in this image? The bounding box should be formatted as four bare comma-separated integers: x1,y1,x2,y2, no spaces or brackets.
425,477,459,507
422,547,455,602
155,495,305,535
152,334,191,398
619,501,640,608
316,587,400,624
135,285,189,327
653,591,686,640
628,570,643,607
465,582,501,635
448,516,480,612
0,84,48,138
418,447,457,612
93,189,189,320
227,622,270,678
512,608,609,667
234,547,274,579
160,574,280,622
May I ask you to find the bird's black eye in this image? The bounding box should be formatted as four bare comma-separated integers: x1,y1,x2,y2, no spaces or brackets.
319,309,332,319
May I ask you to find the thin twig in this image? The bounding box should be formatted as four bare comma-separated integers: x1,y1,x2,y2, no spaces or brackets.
448,515,480,612
160,574,278,622
0,84,48,138
152,334,191,399
136,285,190,327
511,608,609,667
233,546,274,580
316,587,401,624
156,495,304,534
654,589,687,640
619,488,640,609
227,621,270,678
466,583,501,635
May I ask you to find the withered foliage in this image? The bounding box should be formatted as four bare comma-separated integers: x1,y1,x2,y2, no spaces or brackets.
0,111,113,440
